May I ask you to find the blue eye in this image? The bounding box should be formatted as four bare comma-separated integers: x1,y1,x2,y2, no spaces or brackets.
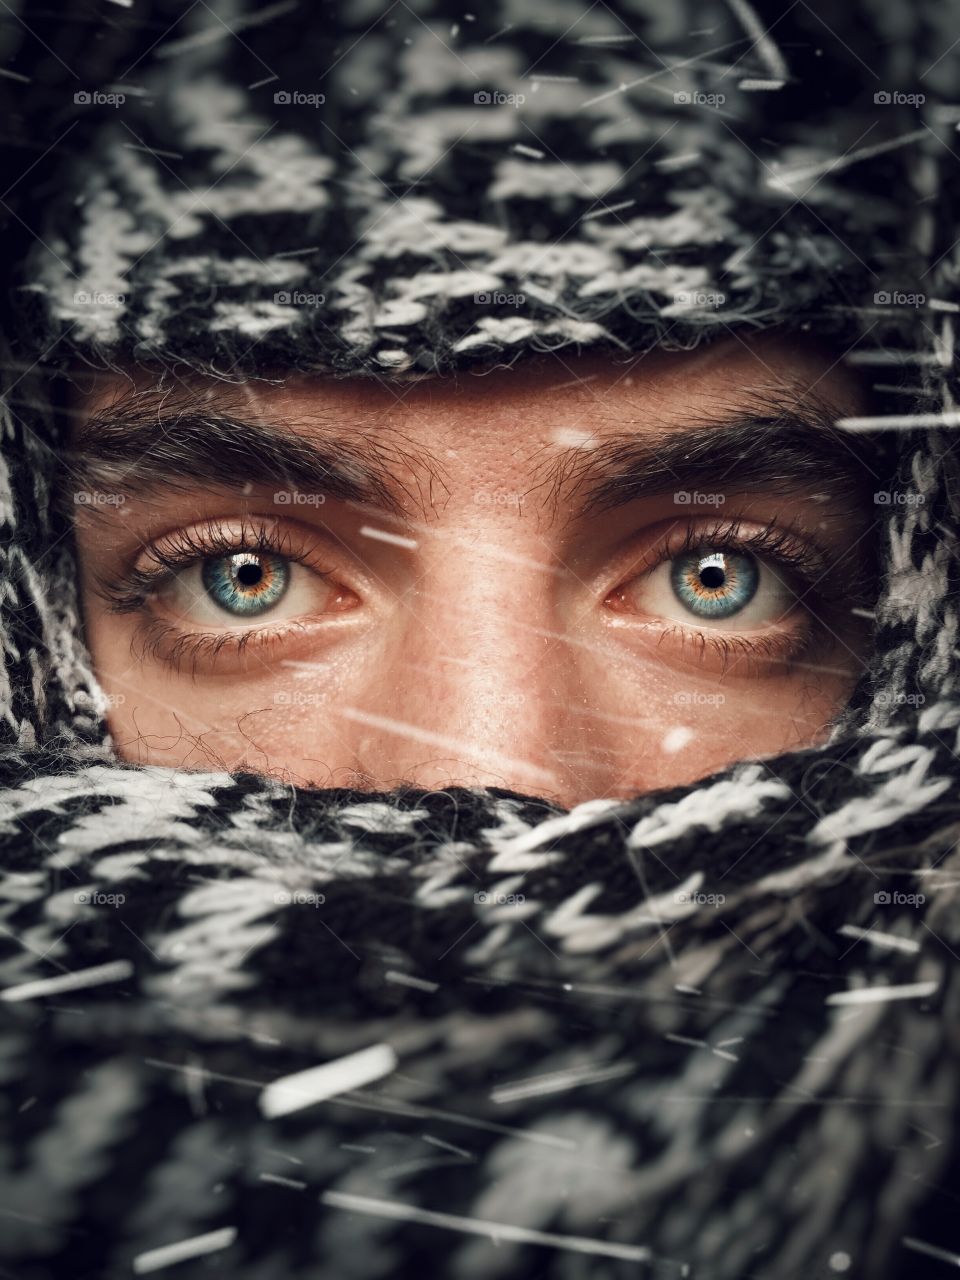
201,552,290,617
670,550,759,619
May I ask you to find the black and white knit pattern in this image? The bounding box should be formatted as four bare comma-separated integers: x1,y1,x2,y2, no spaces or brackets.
16,0,929,378
2,1,960,1277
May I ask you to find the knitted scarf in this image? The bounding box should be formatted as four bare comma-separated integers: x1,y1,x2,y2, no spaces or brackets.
2,2,960,1277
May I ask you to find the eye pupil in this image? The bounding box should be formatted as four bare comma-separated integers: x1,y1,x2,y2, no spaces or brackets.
699,565,725,589
236,562,263,587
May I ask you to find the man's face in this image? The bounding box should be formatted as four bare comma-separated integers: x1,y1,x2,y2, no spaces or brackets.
69,335,874,806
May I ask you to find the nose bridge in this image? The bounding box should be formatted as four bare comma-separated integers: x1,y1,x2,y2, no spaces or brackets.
369,538,570,793
436,604,551,743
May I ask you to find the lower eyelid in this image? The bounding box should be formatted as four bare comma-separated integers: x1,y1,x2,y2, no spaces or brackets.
132,613,348,676
604,568,818,676
652,618,818,678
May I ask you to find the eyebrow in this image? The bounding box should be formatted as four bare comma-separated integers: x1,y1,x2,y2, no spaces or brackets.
534,396,884,517
64,397,447,519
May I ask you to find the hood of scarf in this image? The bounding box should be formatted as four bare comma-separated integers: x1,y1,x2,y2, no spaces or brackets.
2,1,960,1277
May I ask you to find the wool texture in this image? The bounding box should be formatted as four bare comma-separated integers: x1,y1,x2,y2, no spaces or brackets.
2,1,960,1277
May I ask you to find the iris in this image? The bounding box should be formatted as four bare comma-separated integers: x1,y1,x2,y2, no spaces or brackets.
201,552,289,616
670,550,759,620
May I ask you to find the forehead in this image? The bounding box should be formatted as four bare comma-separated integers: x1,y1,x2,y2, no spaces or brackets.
73,334,864,444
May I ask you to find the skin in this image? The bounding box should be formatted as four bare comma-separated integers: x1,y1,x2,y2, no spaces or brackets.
70,335,873,808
